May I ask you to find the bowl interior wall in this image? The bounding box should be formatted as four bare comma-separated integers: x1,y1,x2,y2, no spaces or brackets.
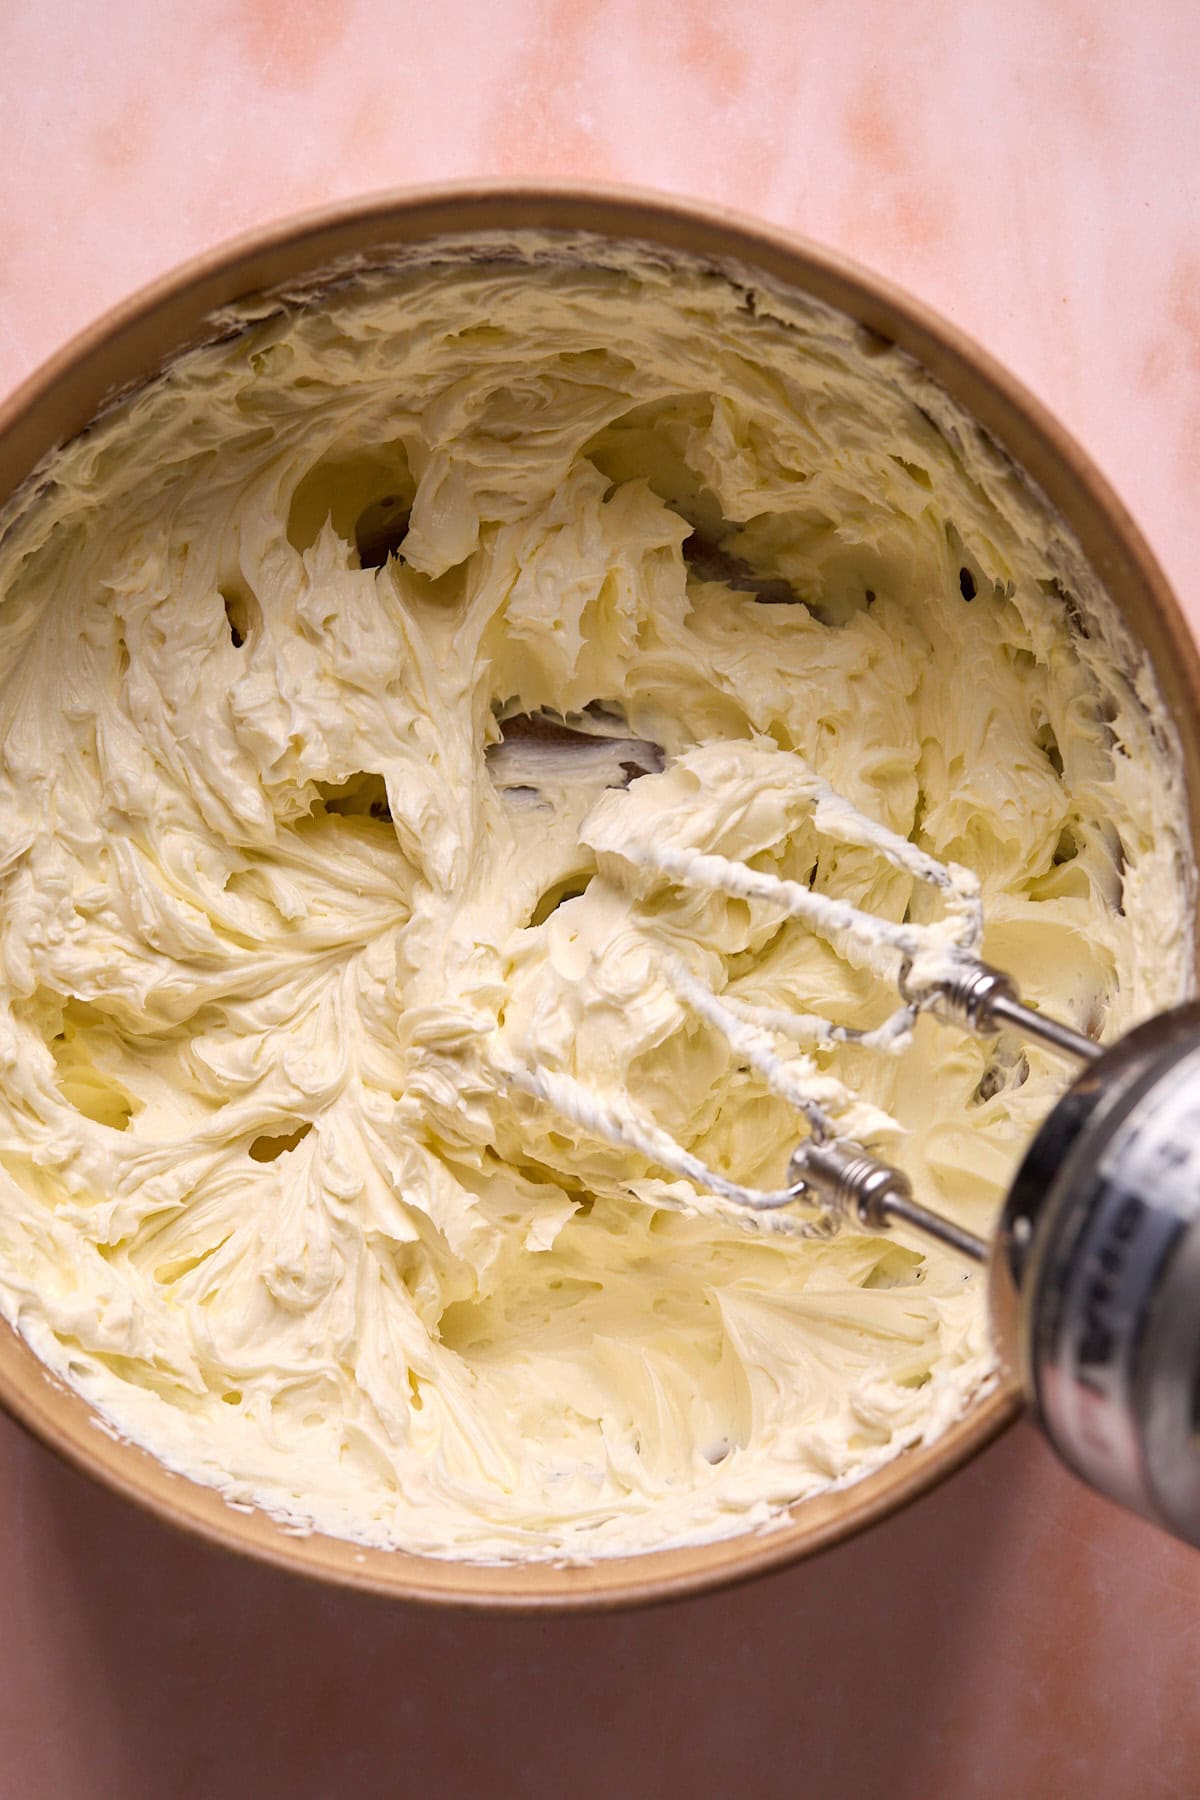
0,185,1194,1607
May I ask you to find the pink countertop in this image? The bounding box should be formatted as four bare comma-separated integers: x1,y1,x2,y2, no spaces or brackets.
2,3,1199,1795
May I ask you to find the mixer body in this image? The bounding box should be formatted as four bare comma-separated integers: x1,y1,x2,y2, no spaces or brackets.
993,1004,1200,1547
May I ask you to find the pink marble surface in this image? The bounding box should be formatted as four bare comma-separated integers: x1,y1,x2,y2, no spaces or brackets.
1,2,1199,1795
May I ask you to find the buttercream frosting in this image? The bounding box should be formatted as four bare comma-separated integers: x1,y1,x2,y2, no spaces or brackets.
0,238,1189,1559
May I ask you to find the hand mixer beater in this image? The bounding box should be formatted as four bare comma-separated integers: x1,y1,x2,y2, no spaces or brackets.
491,733,1200,1550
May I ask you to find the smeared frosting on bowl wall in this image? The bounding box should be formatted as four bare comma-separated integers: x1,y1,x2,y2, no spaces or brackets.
0,238,1189,1560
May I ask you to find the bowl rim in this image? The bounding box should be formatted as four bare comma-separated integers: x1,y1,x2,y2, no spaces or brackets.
0,178,1194,1610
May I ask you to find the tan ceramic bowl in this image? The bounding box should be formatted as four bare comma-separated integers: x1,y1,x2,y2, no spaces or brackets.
0,184,1196,1609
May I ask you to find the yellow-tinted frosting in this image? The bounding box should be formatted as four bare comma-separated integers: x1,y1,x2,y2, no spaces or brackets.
0,241,1188,1558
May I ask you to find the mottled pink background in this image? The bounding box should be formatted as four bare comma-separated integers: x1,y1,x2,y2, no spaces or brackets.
2,3,1199,1796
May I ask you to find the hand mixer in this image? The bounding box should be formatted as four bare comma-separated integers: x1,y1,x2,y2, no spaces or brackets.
490,725,1200,1550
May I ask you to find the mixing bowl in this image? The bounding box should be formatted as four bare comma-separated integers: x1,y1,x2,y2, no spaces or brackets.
0,183,1196,1608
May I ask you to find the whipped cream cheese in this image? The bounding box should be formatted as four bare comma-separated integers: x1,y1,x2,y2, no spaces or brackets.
0,239,1190,1560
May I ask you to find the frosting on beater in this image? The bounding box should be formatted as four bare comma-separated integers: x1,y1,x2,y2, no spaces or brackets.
0,240,1189,1559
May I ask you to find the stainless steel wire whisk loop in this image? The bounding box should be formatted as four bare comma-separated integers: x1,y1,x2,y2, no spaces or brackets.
496,735,1107,1253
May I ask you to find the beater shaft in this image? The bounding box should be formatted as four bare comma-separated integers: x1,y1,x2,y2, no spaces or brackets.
984,987,1102,1064
788,1138,988,1262
901,956,1101,1065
